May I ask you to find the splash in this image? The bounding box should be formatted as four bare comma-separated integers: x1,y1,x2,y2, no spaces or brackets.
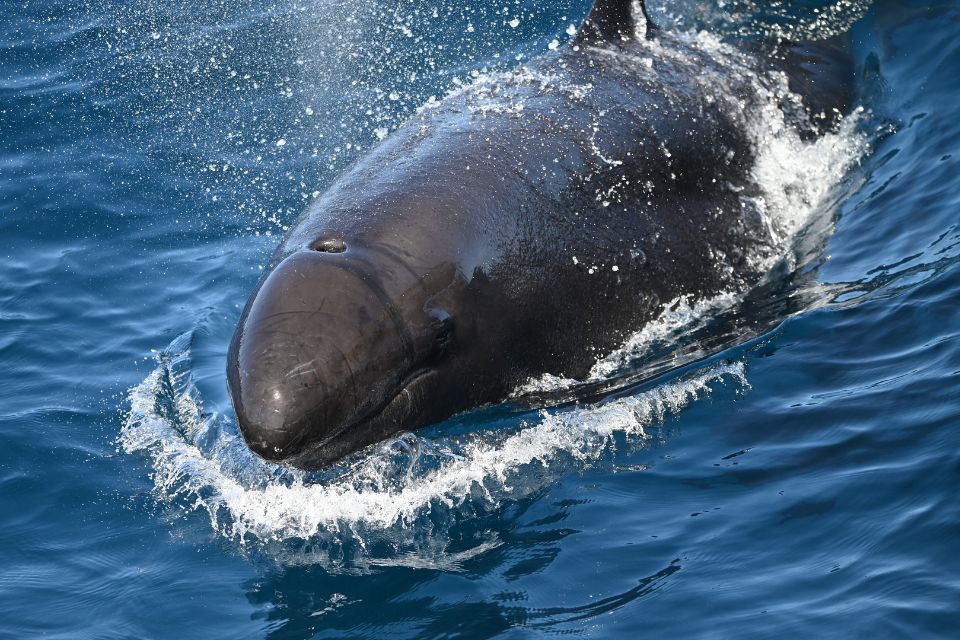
121,333,746,565
646,29,870,266
514,30,869,395
88,0,589,236
516,292,741,395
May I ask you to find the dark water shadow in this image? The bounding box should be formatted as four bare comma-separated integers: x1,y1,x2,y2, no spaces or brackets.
243,551,682,639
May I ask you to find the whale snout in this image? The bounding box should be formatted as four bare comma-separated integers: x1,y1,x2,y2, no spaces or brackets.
233,379,313,462
230,340,343,462
227,249,407,465
227,247,451,469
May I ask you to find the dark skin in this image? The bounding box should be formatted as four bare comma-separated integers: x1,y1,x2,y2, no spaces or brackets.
228,23,856,470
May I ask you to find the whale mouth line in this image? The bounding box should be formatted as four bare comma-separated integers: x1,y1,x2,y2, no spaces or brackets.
345,366,433,436
287,366,435,470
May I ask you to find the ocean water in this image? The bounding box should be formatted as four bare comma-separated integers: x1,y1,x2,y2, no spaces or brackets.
2,0,959,637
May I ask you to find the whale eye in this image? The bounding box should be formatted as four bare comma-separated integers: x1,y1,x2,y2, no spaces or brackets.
428,308,454,351
310,238,347,253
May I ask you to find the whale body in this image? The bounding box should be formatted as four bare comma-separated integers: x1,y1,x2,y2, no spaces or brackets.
227,0,856,469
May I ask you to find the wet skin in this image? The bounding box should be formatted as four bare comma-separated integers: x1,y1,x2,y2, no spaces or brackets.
227,26,855,470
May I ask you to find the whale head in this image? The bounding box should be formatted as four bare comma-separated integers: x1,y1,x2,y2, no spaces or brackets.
226,238,458,470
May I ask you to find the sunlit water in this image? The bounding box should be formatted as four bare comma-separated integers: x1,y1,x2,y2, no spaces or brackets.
2,0,959,637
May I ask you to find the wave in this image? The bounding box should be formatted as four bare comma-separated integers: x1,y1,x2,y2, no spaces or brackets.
121,331,746,568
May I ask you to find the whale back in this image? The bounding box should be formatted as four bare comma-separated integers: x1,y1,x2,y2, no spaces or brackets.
228,0,863,470
279,36,772,389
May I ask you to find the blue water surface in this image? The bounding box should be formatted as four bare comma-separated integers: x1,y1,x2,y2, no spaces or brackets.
2,0,959,637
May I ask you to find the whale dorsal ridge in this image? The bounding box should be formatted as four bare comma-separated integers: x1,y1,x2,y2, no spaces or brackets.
575,0,656,45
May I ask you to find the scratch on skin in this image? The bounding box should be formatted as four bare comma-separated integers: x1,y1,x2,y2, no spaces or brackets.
285,360,319,380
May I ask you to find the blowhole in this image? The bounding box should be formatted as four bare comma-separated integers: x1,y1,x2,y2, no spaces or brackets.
310,238,347,253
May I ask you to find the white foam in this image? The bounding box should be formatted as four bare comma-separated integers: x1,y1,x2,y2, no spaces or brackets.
121,335,746,562
515,30,868,395
686,31,868,254
515,292,740,395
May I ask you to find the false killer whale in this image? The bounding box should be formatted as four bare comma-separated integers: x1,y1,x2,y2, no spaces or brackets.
227,0,858,469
